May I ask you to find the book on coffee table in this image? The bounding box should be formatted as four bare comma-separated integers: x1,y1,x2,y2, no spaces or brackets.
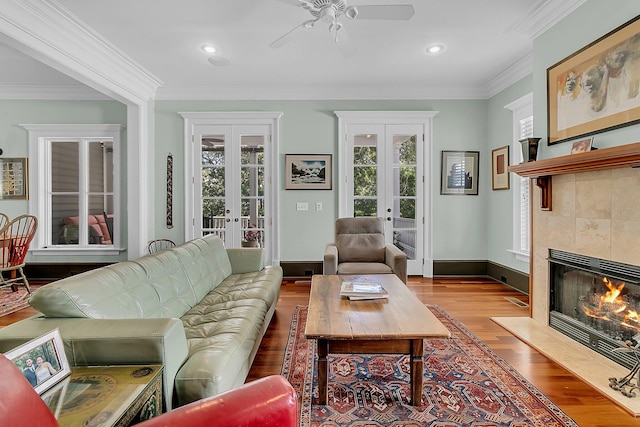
340,281,389,300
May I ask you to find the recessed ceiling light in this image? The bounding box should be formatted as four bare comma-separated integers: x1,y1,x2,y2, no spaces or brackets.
426,44,444,54
201,45,217,54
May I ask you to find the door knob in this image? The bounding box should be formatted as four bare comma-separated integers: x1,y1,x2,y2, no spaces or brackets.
387,217,391,221
225,218,231,223
234,218,239,222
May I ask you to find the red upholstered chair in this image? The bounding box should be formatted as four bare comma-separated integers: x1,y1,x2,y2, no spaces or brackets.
0,353,297,427
0,353,59,427
137,374,298,427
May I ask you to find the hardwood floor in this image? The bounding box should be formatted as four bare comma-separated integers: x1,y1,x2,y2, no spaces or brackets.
2,276,639,426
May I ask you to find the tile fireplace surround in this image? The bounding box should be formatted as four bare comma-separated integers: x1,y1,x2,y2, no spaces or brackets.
495,142,640,416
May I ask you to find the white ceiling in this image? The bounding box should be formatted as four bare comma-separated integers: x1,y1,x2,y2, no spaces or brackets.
0,0,586,100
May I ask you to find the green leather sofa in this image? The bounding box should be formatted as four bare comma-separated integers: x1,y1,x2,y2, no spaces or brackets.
0,235,283,410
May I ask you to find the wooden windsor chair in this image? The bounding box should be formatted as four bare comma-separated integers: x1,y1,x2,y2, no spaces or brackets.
147,238,176,254
0,213,9,232
0,214,38,294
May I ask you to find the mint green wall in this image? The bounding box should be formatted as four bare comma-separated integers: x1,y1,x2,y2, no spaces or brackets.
486,76,533,273
0,99,128,262
154,100,488,262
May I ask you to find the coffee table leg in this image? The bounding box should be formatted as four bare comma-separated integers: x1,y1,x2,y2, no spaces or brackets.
318,339,328,405
410,339,424,405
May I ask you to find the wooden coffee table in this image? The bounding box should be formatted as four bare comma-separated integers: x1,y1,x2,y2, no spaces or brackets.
305,274,450,406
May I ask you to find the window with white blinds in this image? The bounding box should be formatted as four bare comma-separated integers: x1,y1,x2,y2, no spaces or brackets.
518,116,533,254
505,93,532,261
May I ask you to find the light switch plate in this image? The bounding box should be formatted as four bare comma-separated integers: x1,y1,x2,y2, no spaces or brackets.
296,202,308,211
316,202,322,211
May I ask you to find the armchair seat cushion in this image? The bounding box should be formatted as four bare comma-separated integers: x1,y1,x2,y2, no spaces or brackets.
336,262,393,275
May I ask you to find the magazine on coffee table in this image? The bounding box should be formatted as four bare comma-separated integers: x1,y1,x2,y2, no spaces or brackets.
340,281,389,300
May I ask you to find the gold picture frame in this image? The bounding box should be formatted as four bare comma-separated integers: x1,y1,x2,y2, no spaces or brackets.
491,145,510,190
285,154,332,190
4,328,71,395
547,15,640,145
0,157,28,200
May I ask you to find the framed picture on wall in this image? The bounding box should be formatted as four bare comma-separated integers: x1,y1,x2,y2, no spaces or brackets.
440,151,479,195
285,154,332,190
0,157,28,200
4,328,71,395
491,145,510,190
547,15,640,145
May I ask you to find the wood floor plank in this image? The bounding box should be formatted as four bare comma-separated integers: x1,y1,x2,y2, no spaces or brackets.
2,277,640,426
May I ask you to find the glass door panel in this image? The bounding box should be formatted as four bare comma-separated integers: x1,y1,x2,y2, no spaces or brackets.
240,134,265,248
389,133,418,261
201,134,228,242
353,135,378,217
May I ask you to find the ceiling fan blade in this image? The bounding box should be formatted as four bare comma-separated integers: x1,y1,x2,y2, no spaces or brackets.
336,28,357,58
270,19,316,48
208,56,231,67
354,5,415,20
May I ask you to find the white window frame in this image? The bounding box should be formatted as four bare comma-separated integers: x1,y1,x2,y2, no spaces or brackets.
505,94,532,263
22,124,123,256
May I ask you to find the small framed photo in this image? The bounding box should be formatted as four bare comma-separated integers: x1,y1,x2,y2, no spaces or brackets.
4,328,71,395
285,154,332,190
570,137,594,154
491,145,510,190
440,150,479,195
0,157,28,200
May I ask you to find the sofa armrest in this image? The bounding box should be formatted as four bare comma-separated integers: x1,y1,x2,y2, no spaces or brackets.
226,248,265,274
0,316,188,410
323,243,338,275
385,244,407,284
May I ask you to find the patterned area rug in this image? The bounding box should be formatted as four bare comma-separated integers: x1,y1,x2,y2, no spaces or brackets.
0,284,42,317
282,305,578,427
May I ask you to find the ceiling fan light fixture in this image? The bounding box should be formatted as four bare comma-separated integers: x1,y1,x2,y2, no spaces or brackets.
201,45,217,54
320,6,337,23
345,6,358,19
426,44,444,54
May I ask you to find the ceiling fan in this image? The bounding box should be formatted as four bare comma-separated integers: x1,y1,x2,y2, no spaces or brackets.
270,0,415,57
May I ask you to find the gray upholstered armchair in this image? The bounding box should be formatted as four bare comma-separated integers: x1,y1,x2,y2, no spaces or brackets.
323,217,408,284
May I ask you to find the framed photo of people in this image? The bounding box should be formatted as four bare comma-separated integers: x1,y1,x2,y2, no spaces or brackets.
547,15,640,145
4,328,71,395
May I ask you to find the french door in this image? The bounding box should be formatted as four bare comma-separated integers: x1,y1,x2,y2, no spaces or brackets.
181,113,281,265
336,112,436,276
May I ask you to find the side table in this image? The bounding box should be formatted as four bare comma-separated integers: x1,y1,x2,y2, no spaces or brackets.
41,365,163,427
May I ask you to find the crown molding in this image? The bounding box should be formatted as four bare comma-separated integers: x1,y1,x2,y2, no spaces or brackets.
0,84,110,100
485,51,534,98
0,0,162,105
155,83,490,101
509,0,587,39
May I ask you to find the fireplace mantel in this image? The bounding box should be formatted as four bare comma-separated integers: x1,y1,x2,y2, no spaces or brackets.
508,142,640,210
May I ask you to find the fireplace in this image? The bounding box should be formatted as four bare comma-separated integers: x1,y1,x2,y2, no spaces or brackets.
549,249,640,370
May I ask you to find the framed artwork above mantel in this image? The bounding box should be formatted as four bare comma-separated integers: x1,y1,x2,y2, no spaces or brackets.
547,15,640,145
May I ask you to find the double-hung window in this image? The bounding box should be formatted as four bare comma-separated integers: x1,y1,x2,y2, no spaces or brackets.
23,124,121,254
505,94,532,261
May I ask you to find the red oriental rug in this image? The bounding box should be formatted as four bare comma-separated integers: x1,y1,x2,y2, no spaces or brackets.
0,283,43,317
282,305,578,427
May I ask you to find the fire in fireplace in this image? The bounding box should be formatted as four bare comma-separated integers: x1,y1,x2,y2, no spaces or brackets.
549,249,640,369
